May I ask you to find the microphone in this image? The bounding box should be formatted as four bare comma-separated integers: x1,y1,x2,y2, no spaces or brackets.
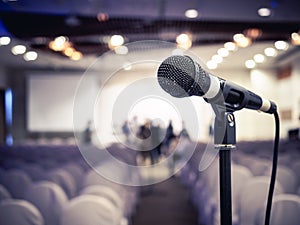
157,55,277,114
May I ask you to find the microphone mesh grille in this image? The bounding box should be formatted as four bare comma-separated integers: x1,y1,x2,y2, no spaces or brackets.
157,55,196,97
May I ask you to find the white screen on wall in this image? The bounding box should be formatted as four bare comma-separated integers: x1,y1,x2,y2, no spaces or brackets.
27,74,92,132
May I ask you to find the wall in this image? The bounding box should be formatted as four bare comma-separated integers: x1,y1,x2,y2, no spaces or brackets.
0,66,7,88
5,56,300,144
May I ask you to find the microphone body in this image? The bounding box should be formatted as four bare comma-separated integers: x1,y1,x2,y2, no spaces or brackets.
157,55,277,114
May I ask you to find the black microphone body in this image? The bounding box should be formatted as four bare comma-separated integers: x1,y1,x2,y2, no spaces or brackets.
157,55,277,114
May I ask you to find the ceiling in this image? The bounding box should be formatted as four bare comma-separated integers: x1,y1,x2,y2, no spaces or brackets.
0,0,299,71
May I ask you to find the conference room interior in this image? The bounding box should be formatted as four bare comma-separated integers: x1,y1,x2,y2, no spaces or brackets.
0,1,300,225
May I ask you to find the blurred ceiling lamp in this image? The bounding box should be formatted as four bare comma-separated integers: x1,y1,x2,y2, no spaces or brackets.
70,51,82,61
185,9,198,18
114,45,128,55
212,54,223,64
11,45,26,55
224,42,237,51
176,33,192,50
109,35,124,49
245,60,256,69
274,40,289,50
217,48,229,57
0,36,11,45
291,32,300,45
253,54,265,63
245,28,262,39
233,33,252,48
49,36,69,51
264,47,277,57
24,51,38,61
257,7,272,17
97,13,109,22
206,60,218,70
63,47,75,57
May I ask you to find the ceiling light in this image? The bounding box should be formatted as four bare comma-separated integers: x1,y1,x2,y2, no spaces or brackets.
291,32,300,45
233,33,251,48
224,42,237,51
206,60,218,70
11,45,26,55
63,47,75,57
274,40,289,50
245,60,256,69
114,45,128,55
24,51,38,61
109,35,124,48
233,33,245,42
176,33,192,50
70,51,82,61
49,36,69,51
257,7,272,17
212,54,223,64
217,48,229,57
176,33,189,44
245,28,262,39
264,47,277,57
97,13,109,22
0,36,11,45
185,9,198,18
253,54,265,63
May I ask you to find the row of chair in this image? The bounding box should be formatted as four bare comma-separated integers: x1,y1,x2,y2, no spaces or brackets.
0,144,140,225
179,140,300,225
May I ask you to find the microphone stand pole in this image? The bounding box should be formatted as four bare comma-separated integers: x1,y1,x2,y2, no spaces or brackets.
212,104,236,225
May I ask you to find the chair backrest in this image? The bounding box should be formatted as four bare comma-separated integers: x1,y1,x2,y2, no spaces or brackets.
0,199,44,225
231,164,253,217
24,181,68,225
275,166,298,194
255,194,300,225
0,169,32,199
80,185,124,211
22,164,47,182
46,169,76,198
0,184,11,201
60,195,122,225
238,176,283,225
264,165,298,194
62,163,84,190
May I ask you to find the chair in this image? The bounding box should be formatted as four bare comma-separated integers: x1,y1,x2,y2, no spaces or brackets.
231,164,253,224
60,195,123,225
0,184,11,201
237,176,283,225
46,169,76,198
255,194,300,225
0,199,44,225
264,166,298,194
80,185,124,212
22,164,47,182
82,169,138,217
0,169,32,199
63,163,84,190
24,181,68,225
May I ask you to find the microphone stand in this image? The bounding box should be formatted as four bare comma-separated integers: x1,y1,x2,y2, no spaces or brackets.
212,104,236,225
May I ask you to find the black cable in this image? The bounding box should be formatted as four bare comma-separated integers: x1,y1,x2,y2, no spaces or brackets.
264,111,280,225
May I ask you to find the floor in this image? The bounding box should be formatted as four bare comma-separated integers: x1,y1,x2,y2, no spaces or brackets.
131,176,199,225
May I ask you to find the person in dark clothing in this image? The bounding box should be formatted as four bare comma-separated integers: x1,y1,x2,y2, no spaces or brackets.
82,120,93,144
165,120,176,148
